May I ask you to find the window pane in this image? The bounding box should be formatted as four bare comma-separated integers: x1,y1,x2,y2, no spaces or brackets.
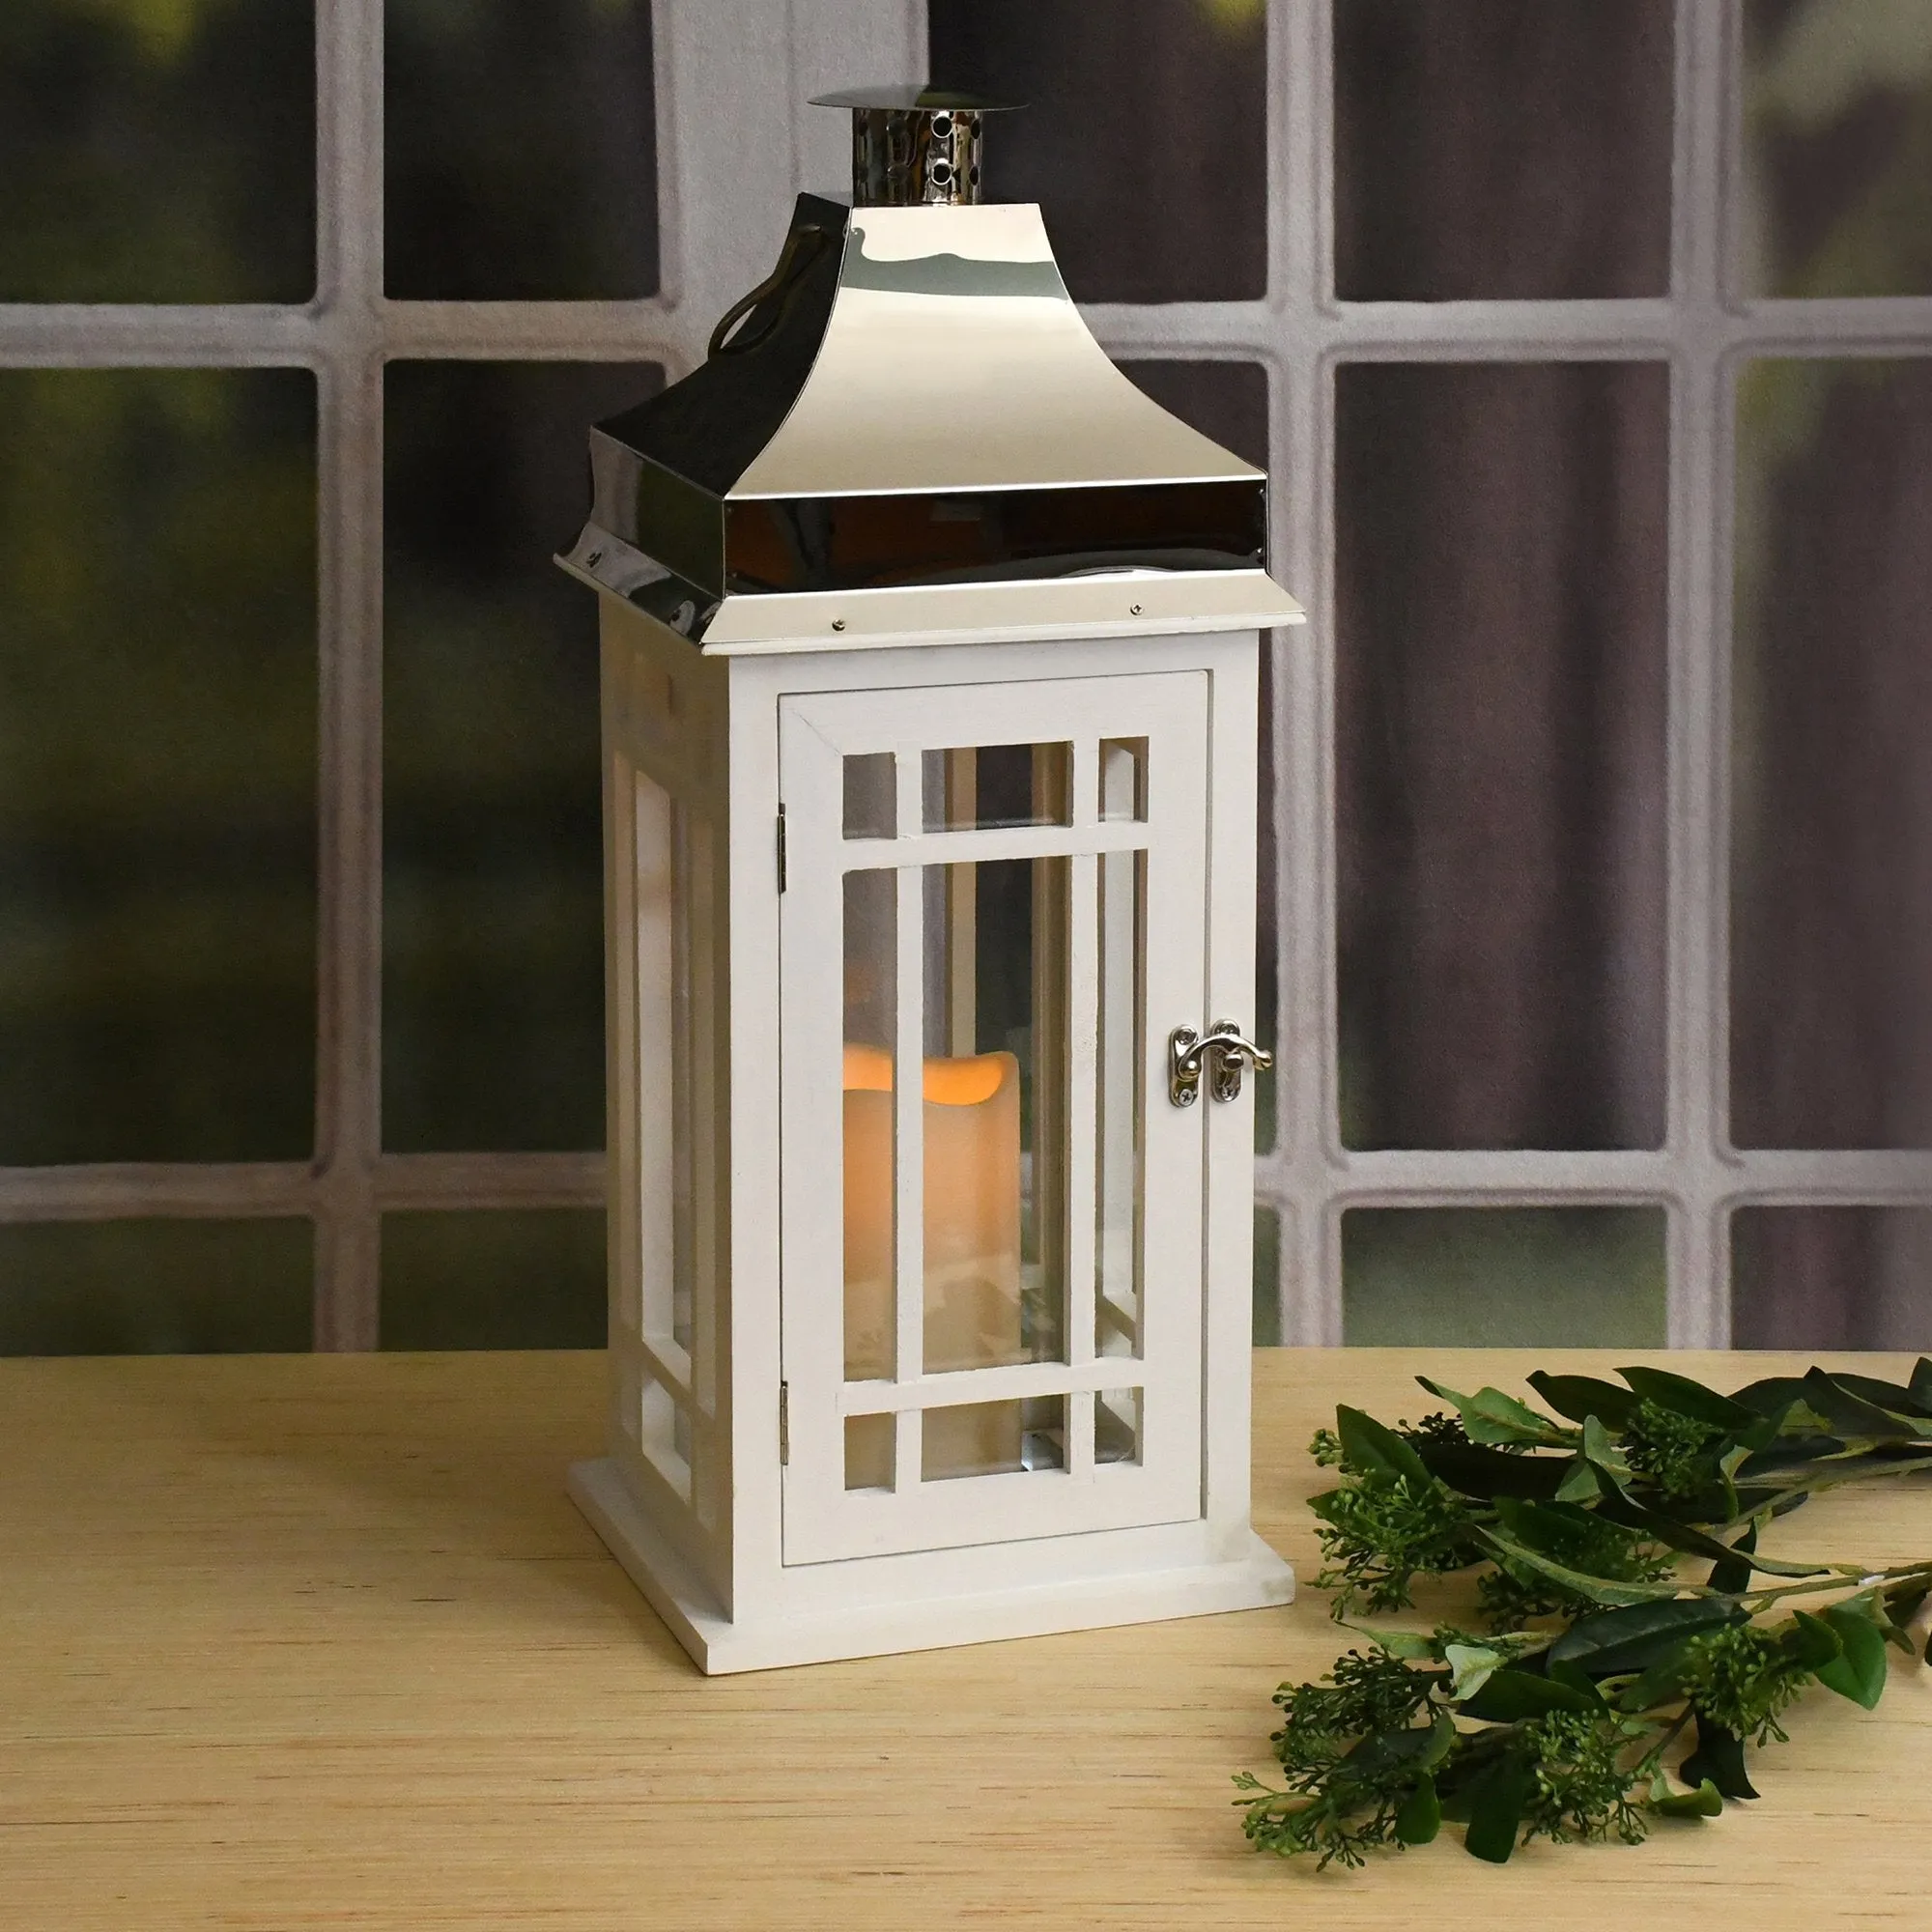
384,362,663,1153
926,0,1265,301
1732,360,1932,1150
1733,1206,1932,1352
1336,362,1668,1151
1335,0,1673,300
1742,1,1932,298
385,0,658,298
1253,1204,1281,1348
0,1220,312,1356
0,370,318,1164
1120,363,1269,471
380,1209,605,1350
0,2,314,301
1343,1208,1666,1348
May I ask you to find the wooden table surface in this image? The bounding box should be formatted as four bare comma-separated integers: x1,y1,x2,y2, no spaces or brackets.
3,1348,1928,1928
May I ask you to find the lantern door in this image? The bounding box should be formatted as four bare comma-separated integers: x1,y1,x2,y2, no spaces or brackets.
777,670,1212,1564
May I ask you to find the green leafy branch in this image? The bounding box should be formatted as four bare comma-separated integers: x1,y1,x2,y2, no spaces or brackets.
1239,1359,1932,1868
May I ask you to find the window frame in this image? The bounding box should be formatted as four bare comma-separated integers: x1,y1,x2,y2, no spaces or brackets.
1091,0,1930,1348
0,0,929,1349
2,0,1922,1350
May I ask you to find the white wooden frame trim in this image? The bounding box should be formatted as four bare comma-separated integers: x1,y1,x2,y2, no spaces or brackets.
3,1,1925,1351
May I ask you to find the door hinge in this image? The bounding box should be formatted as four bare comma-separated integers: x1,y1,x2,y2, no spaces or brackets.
779,1380,790,1464
776,806,787,893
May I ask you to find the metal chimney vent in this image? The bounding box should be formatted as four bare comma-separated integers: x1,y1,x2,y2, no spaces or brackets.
810,86,1021,208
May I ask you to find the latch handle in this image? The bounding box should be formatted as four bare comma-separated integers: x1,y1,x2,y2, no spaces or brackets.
1168,1021,1274,1106
1203,1020,1273,1102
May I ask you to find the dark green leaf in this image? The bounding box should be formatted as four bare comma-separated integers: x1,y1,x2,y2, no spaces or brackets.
1463,1754,1534,1863
1334,1712,1458,1787
1336,1406,1434,1486
1395,1774,1442,1845
1884,1583,1930,1653
1830,1372,1932,1420
1492,1494,1609,1554
1800,1369,1932,1442
1526,1371,1640,1430
1817,1604,1889,1709
1549,1597,1743,1675
1734,1435,1849,1480
1680,1719,1759,1801
1460,1668,1602,1722
1734,1401,1801,1454
1785,1609,1844,1672
1707,1522,1757,1595
1618,1365,1757,1431
1410,1437,1569,1500
1650,1777,1724,1819
1910,1358,1932,1410
1727,1375,1814,1420
1601,1496,1824,1578
1547,1657,1598,1699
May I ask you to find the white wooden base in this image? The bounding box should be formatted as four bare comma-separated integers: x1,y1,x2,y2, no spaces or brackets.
568,1457,1296,1675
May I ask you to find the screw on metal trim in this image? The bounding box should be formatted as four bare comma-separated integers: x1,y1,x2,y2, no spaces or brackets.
831,617,847,631
1129,602,1144,615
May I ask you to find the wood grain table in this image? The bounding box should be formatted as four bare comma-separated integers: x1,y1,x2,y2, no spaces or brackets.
3,1348,1928,1928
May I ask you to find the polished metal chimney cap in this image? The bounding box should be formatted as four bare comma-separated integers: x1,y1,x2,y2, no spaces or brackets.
559,193,1303,654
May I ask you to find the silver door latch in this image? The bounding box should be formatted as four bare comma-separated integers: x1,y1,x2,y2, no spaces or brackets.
1168,1022,1274,1106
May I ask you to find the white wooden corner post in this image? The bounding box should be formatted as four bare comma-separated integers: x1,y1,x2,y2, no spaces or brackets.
561,70,1303,1671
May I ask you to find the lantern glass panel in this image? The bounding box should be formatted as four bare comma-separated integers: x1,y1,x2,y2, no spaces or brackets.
844,1413,895,1492
1094,1388,1142,1466
636,1372,693,1503
921,855,1069,1375
923,1394,1067,1482
842,867,898,1382
1095,848,1144,1359
633,770,715,1360
921,742,1072,832
1098,737,1149,821
842,753,896,839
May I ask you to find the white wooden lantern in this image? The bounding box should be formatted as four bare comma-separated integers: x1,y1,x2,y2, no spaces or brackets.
558,90,1305,1673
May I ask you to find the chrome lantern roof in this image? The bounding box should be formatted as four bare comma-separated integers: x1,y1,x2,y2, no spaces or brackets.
558,92,1302,655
